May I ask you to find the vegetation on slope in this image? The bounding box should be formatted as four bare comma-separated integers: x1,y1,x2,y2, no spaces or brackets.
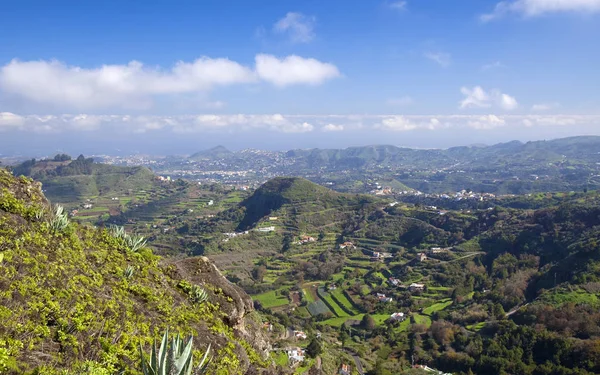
0,169,270,374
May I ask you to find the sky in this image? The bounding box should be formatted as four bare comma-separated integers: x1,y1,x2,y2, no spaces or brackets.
1,0,600,156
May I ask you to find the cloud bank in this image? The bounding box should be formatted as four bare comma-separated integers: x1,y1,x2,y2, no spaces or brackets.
2,112,596,134
0,55,341,110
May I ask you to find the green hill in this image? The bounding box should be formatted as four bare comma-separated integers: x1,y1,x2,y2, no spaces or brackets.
189,146,233,161
236,177,374,230
12,155,157,204
0,169,271,374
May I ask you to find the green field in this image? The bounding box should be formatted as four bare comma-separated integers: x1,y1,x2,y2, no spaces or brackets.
318,288,349,317
253,290,289,309
395,319,411,332
302,288,316,303
331,288,360,314
413,314,432,327
422,299,453,315
321,313,389,327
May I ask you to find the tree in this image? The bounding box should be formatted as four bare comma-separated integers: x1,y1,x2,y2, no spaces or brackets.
318,230,326,242
306,337,322,358
361,314,376,331
282,233,293,253
252,265,267,283
53,154,71,161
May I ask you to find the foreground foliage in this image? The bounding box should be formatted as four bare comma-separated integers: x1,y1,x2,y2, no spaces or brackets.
0,169,265,374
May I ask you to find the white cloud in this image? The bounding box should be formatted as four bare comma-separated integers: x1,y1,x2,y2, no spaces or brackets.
499,93,519,110
389,1,408,10
531,103,560,111
467,114,506,129
255,54,341,87
0,112,25,128
2,113,598,134
460,86,491,109
424,52,451,68
0,55,341,110
481,0,600,21
0,59,254,110
376,116,418,131
322,124,344,132
460,86,518,110
274,12,316,43
386,96,414,106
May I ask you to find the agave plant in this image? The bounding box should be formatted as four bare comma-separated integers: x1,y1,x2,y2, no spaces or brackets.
50,205,69,233
123,265,135,280
110,225,147,252
125,234,147,253
110,225,127,241
140,329,211,375
189,285,208,304
33,208,45,222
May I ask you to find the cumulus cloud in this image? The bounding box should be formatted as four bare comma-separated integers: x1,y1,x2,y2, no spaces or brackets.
0,55,341,110
2,113,597,134
386,96,414,106
274,12,316,43
481,0,600,22
499,93,519,110
460,86,518,110
255,54,341,87
424,52,452,68
322,124,344,132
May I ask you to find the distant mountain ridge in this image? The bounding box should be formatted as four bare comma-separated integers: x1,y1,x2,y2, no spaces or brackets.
189,136,600,167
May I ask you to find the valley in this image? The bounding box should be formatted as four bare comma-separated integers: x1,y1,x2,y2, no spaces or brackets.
5,138,600,374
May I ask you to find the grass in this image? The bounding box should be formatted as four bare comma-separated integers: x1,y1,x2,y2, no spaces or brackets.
539,289,600,307
253,290,289,309
295,306,311,318
274,351,288,367
422,299,453,316
331,288,359,314
466,322,486,331
413,314,432,327
318,288,349,317
302,288,315,303
320,313,389,327
395,319,411,332
321,314,364,327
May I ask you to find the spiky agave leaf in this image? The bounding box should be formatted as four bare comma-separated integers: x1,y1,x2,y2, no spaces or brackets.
189,285,208,304
126,234,147,253
140,329,211,375
123,265,135,279
50,204,69,233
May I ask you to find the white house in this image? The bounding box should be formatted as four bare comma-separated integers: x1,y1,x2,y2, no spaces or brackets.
257,226,276,232
409,283,425,292
287,347,305,363
390,312,406,322
293,330,307,340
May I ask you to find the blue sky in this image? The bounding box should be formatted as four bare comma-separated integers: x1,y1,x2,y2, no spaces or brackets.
1,0,600,155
